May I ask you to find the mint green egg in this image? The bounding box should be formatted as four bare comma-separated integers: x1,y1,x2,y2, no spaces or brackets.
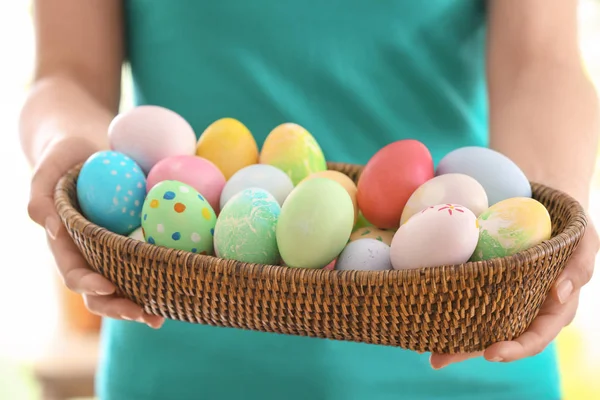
276,178,354,268
141,180,217,255
214,188,281,264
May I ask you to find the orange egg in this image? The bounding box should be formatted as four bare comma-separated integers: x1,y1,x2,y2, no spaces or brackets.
301,170,358,224
196,118,259,180
357,139,434,229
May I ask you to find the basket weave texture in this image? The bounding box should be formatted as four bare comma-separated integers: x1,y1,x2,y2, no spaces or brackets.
55,162,587,354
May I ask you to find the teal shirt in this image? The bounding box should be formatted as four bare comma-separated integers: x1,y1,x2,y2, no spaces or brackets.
97,1,561,399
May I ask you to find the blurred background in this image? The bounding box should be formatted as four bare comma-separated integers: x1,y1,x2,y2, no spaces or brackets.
0,1,599,399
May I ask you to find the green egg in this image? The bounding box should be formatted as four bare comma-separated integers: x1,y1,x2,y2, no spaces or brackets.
276,178,354,268
214,188,281,264
141,180,217,255
470,197,552,261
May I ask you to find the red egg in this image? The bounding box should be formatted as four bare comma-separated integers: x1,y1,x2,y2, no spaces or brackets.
357,140,434,229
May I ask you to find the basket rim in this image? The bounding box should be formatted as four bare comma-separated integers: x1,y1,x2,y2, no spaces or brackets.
55,162,588,285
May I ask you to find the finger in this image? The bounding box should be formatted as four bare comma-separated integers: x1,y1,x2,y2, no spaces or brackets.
47,228,116,296
553,227,599,304
483,294,578,362
430,351,483,369
84,294,165,329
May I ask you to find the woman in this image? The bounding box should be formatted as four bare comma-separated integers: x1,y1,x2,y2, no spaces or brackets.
20,0,599,399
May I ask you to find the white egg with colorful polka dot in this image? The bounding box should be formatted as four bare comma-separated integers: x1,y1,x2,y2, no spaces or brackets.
141,180,217,255
76,150,146,235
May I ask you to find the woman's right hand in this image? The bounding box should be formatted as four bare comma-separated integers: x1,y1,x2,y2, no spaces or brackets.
27,136,164,328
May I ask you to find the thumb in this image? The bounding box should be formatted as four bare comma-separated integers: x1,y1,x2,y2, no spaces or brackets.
27,136,101,236
553,223,599,304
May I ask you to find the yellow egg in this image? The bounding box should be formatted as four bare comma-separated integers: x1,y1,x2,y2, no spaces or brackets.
259,123,327,186
196,118,259,180
301,170,358,224
470,197,552,261
349,227,395,246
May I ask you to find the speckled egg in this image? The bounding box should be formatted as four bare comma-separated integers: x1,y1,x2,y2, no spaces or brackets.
196,118,259,180
76,151,146,235
436,146,532,206
220,164,294,209
214,188,281,264
349,227,395,246
301,170,359,224
390,204,480,270
470,197,552,261
336,239,392,271
108,105,197,174
259,123,327,186
277,178,354,269
400,173,488,224
147,155,226,213
141,180,217,254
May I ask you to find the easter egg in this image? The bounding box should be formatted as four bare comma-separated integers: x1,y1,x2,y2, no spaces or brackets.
277,178,354,269
76,151,146,235
323,259,337,270
128,227,145,242
470,197,552,261
259,123,327,186
196,118,259,180
108,105,197,173
390,204,479,270
400,173,488,224
141,180,217,254
353,211,374,231
146,155,226,213
301,170,358,224
357,139,434,229
214,188,281,264
349,227,395,246
435,146,532,206
220,164,294,209
336,239,392,271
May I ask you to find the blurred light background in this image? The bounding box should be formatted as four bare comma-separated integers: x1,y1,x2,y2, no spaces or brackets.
0,1,599,399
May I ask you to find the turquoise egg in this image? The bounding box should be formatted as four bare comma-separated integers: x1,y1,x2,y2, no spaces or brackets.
76,151,146,235
141,180,216,254
214,188,281,264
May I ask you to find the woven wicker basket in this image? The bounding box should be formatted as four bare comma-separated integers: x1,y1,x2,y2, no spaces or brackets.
55,162,587,354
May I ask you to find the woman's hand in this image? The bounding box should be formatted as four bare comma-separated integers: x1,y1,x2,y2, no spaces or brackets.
430,221,599,369
27,136,164,329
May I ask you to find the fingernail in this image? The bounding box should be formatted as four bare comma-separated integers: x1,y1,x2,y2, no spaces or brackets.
489,357,503,362
94,290,113,296
557,279,573,304
45,217,60,240
121,315,133,321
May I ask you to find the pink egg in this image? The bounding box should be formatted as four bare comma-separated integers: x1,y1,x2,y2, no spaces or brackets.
108,105,197,173
324,259,337,270
147,155,226,213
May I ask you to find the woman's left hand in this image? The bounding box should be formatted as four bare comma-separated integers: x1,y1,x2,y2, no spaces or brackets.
430,220,599,369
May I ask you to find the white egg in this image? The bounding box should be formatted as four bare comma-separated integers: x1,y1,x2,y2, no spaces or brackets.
390,204,479,270
220,164,294,209
128,227,145,242
108,105,197,174
400,173,488,224
335,239,392,271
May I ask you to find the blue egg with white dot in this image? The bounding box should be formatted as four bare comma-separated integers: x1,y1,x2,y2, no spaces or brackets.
77,150,147,235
